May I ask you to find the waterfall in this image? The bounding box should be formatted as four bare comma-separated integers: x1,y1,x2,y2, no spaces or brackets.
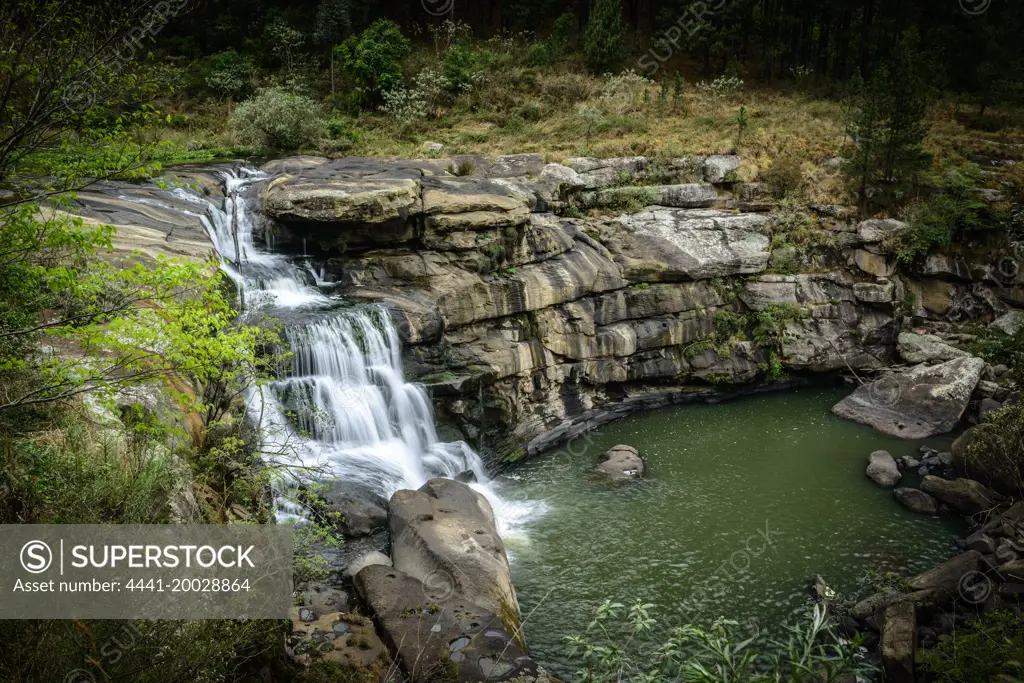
141,168,537,535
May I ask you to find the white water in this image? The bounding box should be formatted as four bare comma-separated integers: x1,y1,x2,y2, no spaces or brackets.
158,168,538,535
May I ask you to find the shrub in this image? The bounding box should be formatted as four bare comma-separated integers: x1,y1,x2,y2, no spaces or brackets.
230,87,327,151
203,50,252,99
763,156,804,197
598,70,655,116
380,86,427,128
584,0,626,74
443,43,490,93
339,19,410,105
920,611,1024,683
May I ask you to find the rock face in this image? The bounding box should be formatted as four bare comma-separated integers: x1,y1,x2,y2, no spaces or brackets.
894,488,938,515
354,565,543,683
866,451,901,487
388,478,519,621
831,357,986,439
920,476,1003,516
87,155,1023,469
594,445,645,480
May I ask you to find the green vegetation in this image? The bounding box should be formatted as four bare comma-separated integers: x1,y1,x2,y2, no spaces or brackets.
231,87,328,151
584,0,626,74
564,600,870,682
920,611,1024,683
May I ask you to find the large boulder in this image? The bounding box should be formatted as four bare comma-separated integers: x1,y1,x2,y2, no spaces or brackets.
321,481,389,537
920,476,1003,516
894,488,938,515
354,565,546,683
857,219,907,244
263,175,421,224
389,478,519,622
990,309,1024,336
881,602,916,683
908,550,982,595
896,332,968,364
831,357,986,439
594,445,645,481
703,155,741,183
866,450,901,487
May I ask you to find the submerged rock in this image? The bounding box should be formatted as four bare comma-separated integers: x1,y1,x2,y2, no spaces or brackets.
866,450,901,487
594,444,645,481
920,476,1003,516
894,488,938,515
831,356,986,439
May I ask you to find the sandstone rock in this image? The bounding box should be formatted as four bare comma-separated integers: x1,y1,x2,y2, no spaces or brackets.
881,602,916,683
894,488,938,514
857,219,907,244
896,332,968,364
853,249,895,277
616,209,770,280
389,478,519,621
263,176,421,224
867,451,902,486
567,157,648,188
920,476,1002,516
594,444,645,481
990,309,1024,336
923,254,972,281
354,565,544,683
908,550,982,594
854,281,896,303
344,551,392,581
831,357,985,439
322,481,389,537
703,155,741,183
423,141,444,152
287,610,386,670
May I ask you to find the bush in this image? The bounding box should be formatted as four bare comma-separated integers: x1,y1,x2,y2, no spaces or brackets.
763,157,804,197
443,43,490,93
584,0,626,74
339,19,410,105
203,50,252,99
920,611,1024,683
230,87,327,151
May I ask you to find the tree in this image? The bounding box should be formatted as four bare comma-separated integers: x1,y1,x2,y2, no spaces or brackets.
338,19,411,105
584,0,626,74
841,33,933,207
0,0,179,203
314,0,353,95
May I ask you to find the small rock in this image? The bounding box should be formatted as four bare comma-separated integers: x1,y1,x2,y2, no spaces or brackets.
921,476,1003,516
979,398,1003,420
894,488,938,515
454,470,478,484
810,574,836,602
904,457,920,468
918,466,930,476
867,450,902,487
937,452,954,467
595,445,645,481
423,141,444,153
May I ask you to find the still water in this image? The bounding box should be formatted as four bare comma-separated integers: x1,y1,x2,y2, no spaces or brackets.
498,388,965,673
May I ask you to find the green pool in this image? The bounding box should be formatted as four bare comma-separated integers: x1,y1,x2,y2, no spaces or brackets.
497,388,965,674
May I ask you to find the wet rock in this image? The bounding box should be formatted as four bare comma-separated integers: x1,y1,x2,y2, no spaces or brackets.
881,602,916,683
344,551,392,581
896,332,968,364
390,478,519,621
810,574,836,602
354,565,545,683
867,451,902,487
594,445,645,481
831,357,986,439
920,476,1003,516
964,531,997,555
322,481,389,537
894,488,938,515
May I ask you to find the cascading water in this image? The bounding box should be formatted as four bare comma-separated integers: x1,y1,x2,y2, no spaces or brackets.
139,168,537,534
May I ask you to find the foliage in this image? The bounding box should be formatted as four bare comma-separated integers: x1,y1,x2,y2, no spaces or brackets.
564,600,871,683
598,71,656,116
263,16,306,73
920,611,1024,683
313,0,353,46
584,0,626,74
339,19,411,105
203,50,253,99
230,87,327,151
762,157,803,198
893,160,994,265
442,43,489,94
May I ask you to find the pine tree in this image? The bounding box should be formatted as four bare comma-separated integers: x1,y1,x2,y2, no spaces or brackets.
584,0,626,74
